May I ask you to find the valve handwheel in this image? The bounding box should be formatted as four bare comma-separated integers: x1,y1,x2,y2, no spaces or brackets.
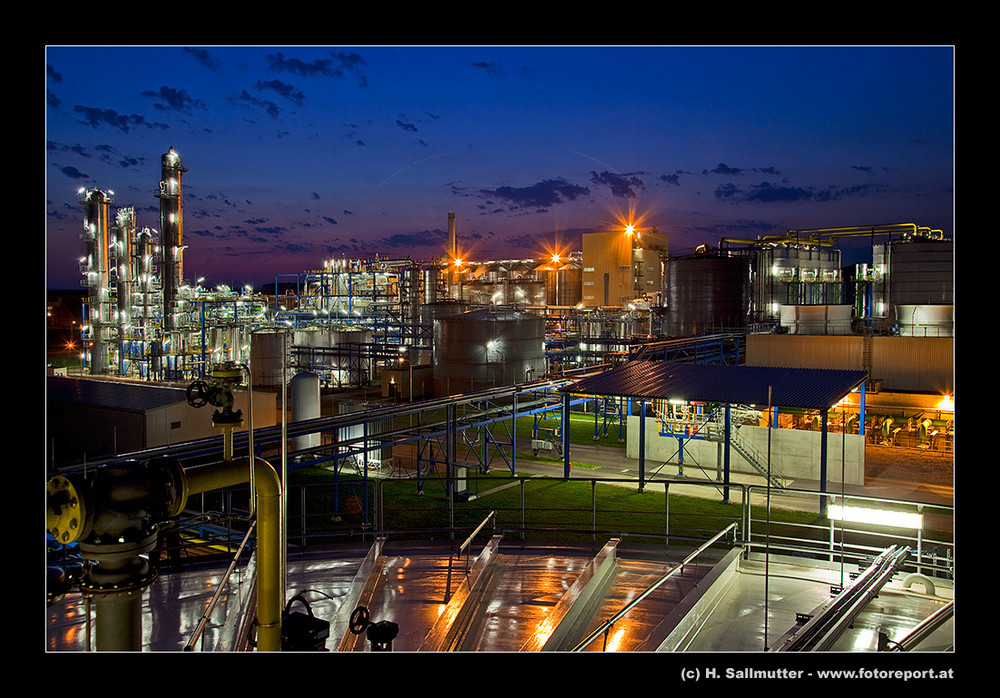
186,380,210,408
349,606,370,635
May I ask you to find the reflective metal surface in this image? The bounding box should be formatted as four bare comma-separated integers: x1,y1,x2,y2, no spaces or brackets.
46,545,953,652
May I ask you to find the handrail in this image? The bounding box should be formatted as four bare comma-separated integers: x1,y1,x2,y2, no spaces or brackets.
446,511,497,602
775,544,911,651
890,599,954,651
457,511,496,559
571,522,738,651
184,520,257,651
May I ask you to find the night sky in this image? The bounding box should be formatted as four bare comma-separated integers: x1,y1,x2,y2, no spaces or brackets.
45,45,955,290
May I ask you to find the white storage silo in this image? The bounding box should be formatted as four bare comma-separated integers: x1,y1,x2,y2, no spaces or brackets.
290,371,321,452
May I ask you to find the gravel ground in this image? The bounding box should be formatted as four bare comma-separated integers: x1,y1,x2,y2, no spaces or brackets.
865,444,954,487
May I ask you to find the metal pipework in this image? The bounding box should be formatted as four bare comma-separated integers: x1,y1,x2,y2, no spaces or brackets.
46,455,284,652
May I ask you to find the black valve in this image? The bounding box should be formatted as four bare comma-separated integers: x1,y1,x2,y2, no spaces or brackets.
186,379,211,408
281,593,330,651
186,363,244,425
348,605,398,651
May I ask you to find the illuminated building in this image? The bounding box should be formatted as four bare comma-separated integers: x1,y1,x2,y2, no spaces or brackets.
581,226,668,307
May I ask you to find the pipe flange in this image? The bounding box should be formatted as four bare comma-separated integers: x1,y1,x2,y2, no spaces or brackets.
147,456,188,519
79,533,159,595
80,563,158,597
47,475,88,545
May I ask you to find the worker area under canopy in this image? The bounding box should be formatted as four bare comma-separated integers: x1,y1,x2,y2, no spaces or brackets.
558,361,871,497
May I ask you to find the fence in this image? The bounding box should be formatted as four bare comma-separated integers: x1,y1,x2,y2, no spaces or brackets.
271,473,953,579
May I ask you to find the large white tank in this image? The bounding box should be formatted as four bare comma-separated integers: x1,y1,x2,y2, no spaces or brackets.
290,371,321,452
895,305,954,337
336,399,392,468
778,305,853,335
293,325,373,387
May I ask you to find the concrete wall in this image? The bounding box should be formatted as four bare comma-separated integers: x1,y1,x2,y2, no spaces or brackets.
626,416,864,486
146,390,277,449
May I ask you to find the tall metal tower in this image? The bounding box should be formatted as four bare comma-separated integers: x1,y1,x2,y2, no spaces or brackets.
156,147,187,331
79,187,114,374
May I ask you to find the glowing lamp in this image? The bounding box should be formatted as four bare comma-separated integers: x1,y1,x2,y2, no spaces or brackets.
828,504,923,530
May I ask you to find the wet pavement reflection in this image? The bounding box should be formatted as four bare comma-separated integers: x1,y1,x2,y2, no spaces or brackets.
46,543,952,653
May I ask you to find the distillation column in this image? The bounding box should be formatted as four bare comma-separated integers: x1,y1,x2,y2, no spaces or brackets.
110,207,135,376
80,188,114,375
156,147,187,332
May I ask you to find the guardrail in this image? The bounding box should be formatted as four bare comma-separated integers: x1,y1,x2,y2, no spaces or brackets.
272,474,952,580
570,522,738,651
743,484,953,577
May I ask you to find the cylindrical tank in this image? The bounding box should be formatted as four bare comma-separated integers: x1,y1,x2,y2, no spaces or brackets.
250,330,291,389
874,238,954,327
662,254,750,337
293,326,371,348
433,306,546,396
538,263,582,307
290,371,321,452
336,399,392,468
895,304,954,337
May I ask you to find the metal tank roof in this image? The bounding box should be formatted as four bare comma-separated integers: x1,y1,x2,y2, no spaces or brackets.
562,361,868,410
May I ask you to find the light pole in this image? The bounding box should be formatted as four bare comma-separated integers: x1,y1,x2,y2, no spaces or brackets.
398,356,413,402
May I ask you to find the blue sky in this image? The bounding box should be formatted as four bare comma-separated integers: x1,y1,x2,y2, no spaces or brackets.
45,45,955,289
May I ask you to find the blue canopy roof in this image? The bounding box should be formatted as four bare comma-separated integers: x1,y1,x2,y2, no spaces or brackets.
562,361,868,411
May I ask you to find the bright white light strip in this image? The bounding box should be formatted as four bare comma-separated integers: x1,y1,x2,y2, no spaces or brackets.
828,505,923,530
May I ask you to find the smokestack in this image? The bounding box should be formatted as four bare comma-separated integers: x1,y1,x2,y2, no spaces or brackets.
448,212,456,260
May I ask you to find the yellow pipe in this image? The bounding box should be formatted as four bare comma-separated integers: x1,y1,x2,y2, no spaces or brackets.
182,457,283,651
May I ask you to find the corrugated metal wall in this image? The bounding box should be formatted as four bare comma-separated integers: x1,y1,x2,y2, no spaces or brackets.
871,336,954,394
746,334,953,394
746,334,864,371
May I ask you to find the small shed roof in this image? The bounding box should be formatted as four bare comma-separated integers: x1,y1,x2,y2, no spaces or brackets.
562,361,868,411
47,376,188,414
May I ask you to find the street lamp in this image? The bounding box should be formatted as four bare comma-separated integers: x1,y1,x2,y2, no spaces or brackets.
398,356,413,402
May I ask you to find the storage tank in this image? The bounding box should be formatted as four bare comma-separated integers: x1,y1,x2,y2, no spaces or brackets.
744,244,841,320
662,254,750,337
290,371,321,453
873,237,954,328
778,305,853,335
293,326,371,348
336,399,393,468
538,261,582,307
250,330,291,389
433,306,546,396
896,304,954,337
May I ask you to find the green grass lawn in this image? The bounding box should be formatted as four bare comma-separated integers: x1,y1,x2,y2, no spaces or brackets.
287,465,822,547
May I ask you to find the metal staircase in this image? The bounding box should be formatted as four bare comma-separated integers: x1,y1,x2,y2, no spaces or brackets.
679,411,785,488
724,424,786,488
658,410,787,489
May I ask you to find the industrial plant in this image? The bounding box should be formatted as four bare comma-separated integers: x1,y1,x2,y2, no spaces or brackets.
46,148,954,654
